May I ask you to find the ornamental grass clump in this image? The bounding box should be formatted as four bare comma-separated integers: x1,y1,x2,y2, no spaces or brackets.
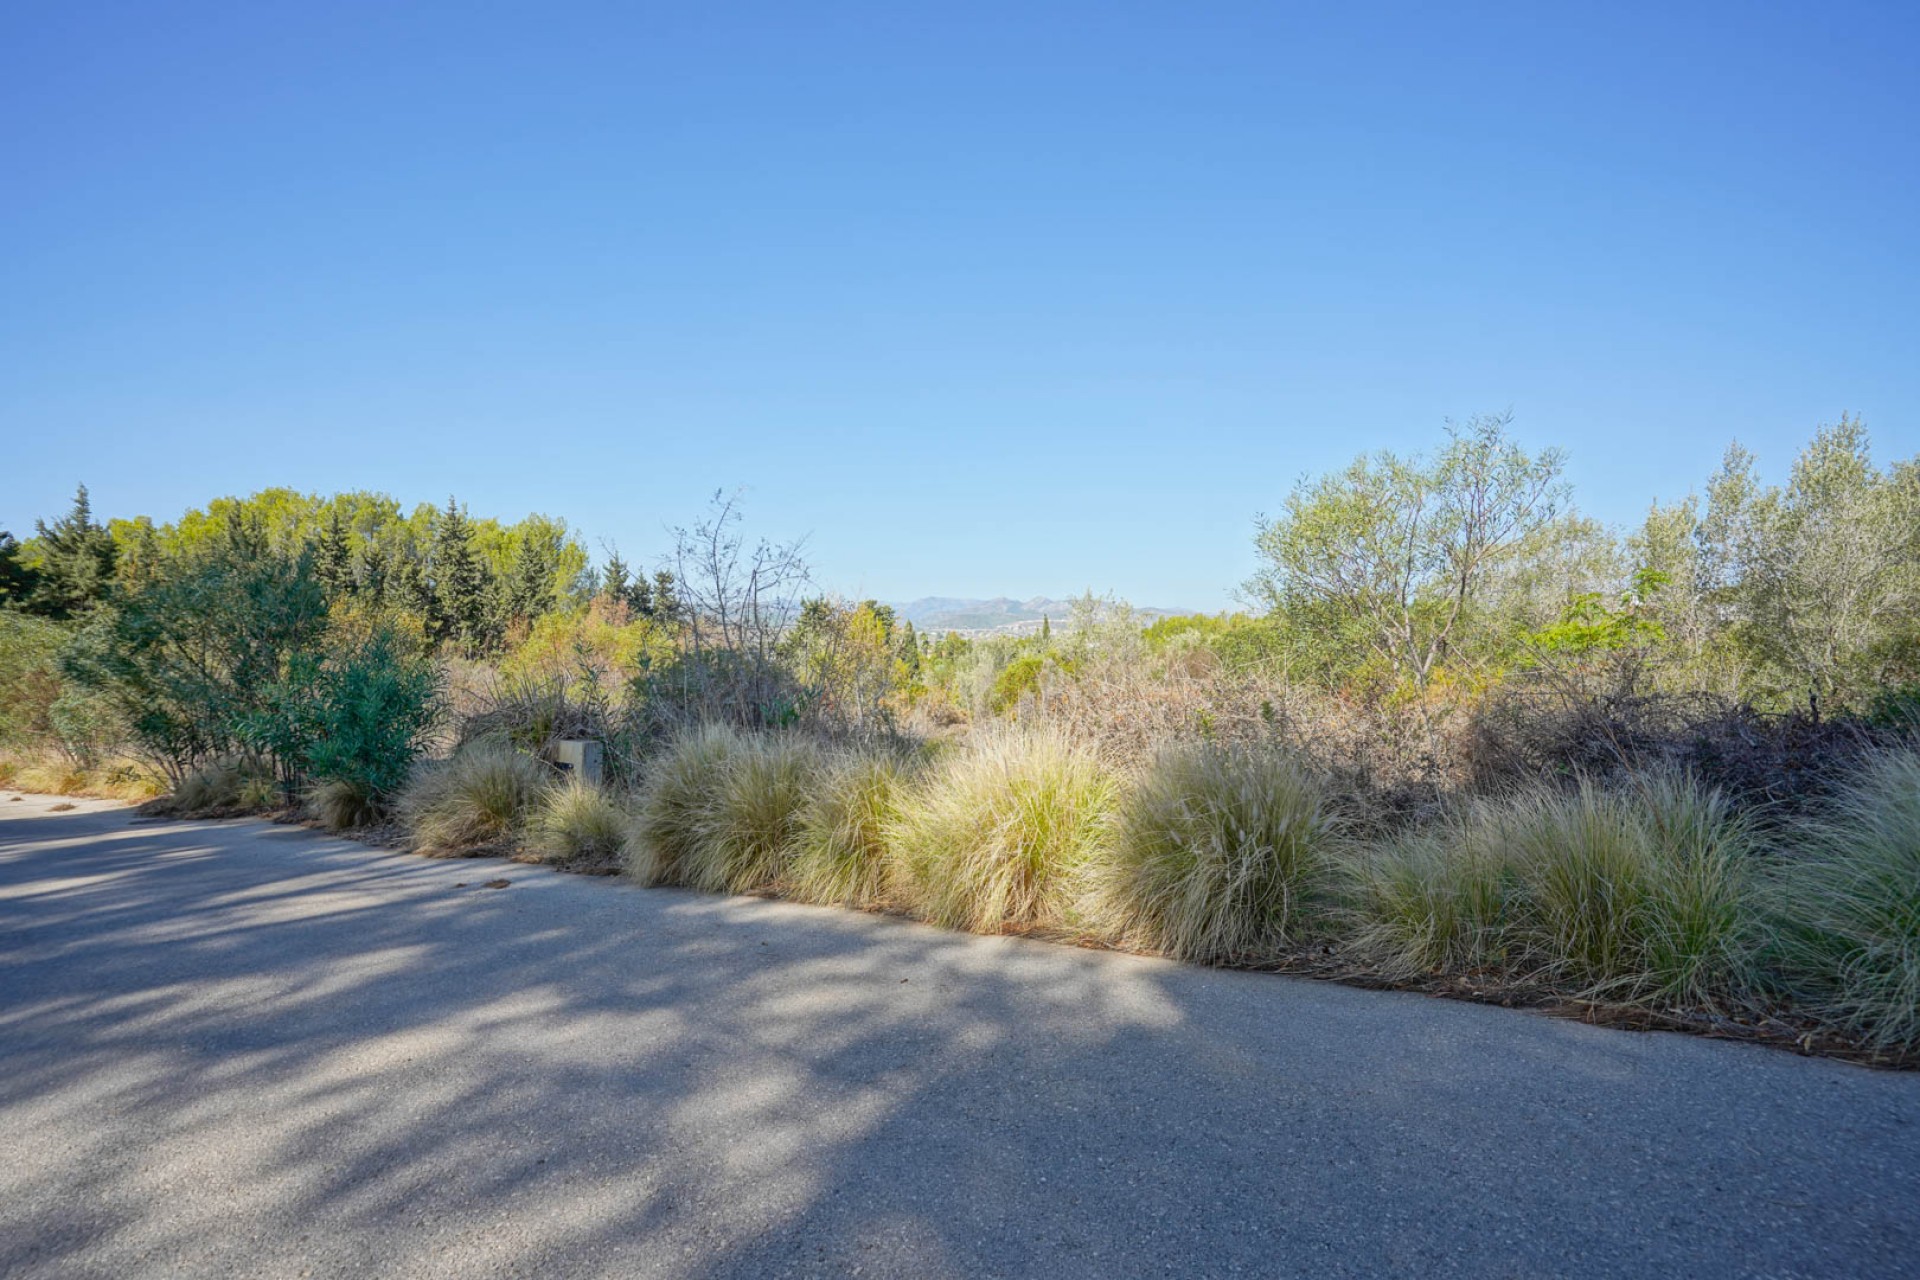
1345,805,1518,980
399,744,551,855
889,729,1116,934
623,723,742,886
787,746,916,908
306,776,382,832
1502,773,1759,1007
678,733,824,894
530,779,632,870
1769,750,1920,1052
1086,743,1341,962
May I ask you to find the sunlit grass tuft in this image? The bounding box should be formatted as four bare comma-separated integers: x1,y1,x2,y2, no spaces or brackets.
889,728,1115,933
400,744,551,854
787,746,916,908
624,723,743,886
1085,743,1341,962
529,779,632,869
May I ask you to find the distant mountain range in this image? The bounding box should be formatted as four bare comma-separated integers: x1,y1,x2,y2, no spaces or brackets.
892,596,1191,638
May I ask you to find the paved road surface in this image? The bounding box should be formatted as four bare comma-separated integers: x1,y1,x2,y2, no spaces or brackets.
3,793,1917,1278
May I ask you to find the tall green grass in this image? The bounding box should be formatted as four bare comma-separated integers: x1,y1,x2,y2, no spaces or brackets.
1770,750,1920,1051
889,729,1115,933
1346,774,1758,1007
787,747,916,908
1506,775,1757,1006
1085,743,1340,962
1346,807,1517,980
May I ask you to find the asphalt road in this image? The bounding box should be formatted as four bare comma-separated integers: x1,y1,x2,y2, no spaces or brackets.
3,793,1917,1279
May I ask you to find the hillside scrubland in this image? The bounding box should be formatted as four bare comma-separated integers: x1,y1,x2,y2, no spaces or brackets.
4,414,1917,1059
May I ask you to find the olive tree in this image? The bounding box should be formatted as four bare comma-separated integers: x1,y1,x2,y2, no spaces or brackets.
1247,413,1572,691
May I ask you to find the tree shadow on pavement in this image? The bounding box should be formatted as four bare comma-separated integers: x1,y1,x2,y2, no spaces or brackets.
2,805,1916,1278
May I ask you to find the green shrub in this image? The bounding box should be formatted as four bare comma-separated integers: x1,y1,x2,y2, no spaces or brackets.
624,723,742,885
1770,751,1920,1051
297,626,442,811
530,780,631,869
788,747,915,907
400,745,551,854
1086,743,1340,962
680,734,823,894
889,729,1115,933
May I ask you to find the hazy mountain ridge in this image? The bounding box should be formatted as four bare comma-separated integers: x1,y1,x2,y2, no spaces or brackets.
893,596,1190,637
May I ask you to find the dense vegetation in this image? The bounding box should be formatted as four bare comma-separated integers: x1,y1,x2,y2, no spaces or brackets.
4,415,1917,1058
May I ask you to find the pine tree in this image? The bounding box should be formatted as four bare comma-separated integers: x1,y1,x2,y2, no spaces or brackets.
31,485,118,618
502,529,558,624
315,510,354,599
0,527,39,606
628,572,653,617
651,570,680,622
600,552,631,607
429,498,490,654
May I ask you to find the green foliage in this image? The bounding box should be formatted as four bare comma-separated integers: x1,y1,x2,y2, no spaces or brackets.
28,485,118,619
0,527,40,607
1087,743,1341,962
62,534,330,780
429,497,492,655
293,627,443,807
1249,414,1571,690
1523,569,1669,659
988,654,1046,714
0,611,66,748
1635,419,1920,712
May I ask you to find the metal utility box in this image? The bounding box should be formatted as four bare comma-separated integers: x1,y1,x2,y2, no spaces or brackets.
545,739,604,785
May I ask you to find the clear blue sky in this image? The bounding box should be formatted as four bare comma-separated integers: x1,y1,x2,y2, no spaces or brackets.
4,2,1915,610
